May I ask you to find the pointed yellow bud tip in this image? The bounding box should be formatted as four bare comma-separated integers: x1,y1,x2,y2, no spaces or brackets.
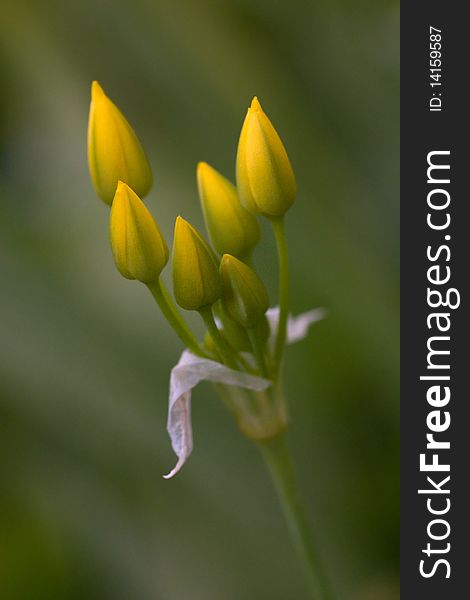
91,80,105,100
172,217,221,311
236,97,296,218
109,182,168,283
197,162,260,259
250,96,261,111
220,254,269,328
197,161,208,174
88,81,153,205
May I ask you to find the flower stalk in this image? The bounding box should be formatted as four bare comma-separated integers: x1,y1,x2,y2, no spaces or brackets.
198,305,240,370
257,431,333,600
270,216,290,375
247,327,269,378
147,278,207,358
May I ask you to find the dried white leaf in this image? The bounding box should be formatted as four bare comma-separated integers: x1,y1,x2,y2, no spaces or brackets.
164,306,325,478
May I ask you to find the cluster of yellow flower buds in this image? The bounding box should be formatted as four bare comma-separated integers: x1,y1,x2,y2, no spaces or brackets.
86,85,332,595
87,81,295,379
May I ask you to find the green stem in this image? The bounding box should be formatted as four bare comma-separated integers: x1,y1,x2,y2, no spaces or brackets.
147,278,207,358
219,333,255,373
247,328,269,378
207,331,253,373
257,432,333,600
270,216,289,374
199,305,239,369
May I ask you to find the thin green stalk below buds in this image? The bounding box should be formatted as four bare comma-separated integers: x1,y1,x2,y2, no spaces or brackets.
199,305,240,370
147,278,207,358
270,216,289,375
247,327,269,378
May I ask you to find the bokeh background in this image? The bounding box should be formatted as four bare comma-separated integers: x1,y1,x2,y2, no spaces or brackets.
0,1,399,599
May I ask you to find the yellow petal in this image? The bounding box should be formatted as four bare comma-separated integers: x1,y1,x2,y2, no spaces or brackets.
88,81,153,205
172,217,221,311
197,162,260,259
110,182,168,283
236,97,296,217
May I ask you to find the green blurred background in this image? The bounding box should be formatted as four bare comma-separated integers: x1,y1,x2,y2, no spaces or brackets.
0,0,399,598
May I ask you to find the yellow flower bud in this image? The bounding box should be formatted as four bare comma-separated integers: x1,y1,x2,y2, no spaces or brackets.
220,254,269,328
197,162,260,259
110,181,168,283
88,81,153,205
236,97,296,217
172,217,222,311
